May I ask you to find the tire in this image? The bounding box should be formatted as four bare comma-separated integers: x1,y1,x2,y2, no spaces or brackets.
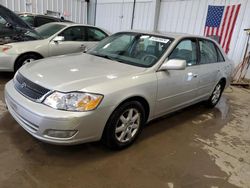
14,54,41,72
102,101,146,150
206,81,224,108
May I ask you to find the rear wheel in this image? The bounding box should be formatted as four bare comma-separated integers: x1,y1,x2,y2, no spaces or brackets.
102,101,146,150
206,81,224,108
14,54,42,72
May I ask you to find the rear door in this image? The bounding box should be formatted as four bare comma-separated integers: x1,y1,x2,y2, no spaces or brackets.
155,38,200,116
196,39,223,98
48,26,87,56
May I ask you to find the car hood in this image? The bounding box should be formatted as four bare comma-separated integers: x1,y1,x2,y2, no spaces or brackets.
0,5,32,30
7,38,46,48
19,53,146,92
0,5,40,44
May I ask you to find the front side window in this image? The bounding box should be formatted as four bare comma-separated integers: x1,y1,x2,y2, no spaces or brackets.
87,28,107,41
59,26,86,41
169,39,197,66
87,32,172,67
199,39,218,64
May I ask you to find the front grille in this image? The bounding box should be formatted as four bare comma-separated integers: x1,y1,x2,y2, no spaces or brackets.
14,73,50,101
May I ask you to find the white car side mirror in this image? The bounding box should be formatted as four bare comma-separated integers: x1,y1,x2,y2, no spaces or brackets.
159,59,186,71
53,36,65,42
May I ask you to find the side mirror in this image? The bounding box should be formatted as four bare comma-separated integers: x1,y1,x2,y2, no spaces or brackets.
159,59,186,71
53,36,64,42
5,22,13,28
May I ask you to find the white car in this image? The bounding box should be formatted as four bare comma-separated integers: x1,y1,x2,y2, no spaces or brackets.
0,20,109,72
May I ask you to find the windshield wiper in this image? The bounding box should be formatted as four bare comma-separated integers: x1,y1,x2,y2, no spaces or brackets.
92,53,119,61
89,52,127,64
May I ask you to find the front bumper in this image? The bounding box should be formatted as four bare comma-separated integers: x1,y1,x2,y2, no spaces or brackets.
5,80,113,145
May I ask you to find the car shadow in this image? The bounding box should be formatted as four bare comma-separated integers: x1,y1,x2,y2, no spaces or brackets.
0,72,14,84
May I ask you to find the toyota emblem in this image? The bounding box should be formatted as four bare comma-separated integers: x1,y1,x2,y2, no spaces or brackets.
21,82,27,88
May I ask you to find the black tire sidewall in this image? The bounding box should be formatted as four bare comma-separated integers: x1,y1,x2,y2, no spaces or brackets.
103,101,146,150
14,54,40,72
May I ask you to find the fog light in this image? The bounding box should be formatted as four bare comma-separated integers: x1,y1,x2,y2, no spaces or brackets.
44,129,77,139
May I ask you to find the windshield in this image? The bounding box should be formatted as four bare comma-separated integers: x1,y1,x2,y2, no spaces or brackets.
35,23,66,38
19,15,34,27
87,32,172,67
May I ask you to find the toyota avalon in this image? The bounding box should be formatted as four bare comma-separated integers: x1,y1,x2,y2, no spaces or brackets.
5,31,233,149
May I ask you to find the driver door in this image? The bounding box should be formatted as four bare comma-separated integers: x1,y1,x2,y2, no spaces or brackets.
48,26,87,56
155,38,200,116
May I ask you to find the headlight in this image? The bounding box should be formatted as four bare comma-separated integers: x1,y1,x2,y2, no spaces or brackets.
43,92,103,112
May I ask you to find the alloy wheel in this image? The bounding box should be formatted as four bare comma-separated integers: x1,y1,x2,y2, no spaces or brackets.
115,108,141,143
211,84,222,104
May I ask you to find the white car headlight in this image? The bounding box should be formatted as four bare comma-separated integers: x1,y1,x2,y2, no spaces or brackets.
43,92,103,112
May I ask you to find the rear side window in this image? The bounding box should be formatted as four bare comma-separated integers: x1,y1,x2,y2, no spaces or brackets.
87,28,107,41
169,39,198,66
216,46,225,62
199,39,218,64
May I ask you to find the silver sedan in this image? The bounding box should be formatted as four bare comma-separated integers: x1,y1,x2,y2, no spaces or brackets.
0,22,109,72
5,31,233,149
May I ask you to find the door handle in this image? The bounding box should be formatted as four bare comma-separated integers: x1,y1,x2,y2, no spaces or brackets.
187,73,198,81
193,74,198,78
80,44,86,49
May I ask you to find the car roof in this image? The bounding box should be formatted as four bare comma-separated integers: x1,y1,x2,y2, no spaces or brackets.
45,22,104,28
18,13,72,22
122,30,214,41
18,12,67,22
40,22,111,35
19,13,58,18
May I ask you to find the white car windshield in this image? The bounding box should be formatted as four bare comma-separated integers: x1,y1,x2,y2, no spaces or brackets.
88,32,173,67
36,23,66,39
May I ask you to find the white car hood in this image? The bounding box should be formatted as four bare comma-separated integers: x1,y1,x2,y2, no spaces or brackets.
19,53,146,92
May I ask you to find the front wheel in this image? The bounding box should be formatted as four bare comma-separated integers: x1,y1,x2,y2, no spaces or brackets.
206,81,224,108
102,101,146,150
14,54,41,72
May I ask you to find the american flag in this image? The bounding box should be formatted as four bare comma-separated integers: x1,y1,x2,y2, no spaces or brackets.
204,4,241,53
